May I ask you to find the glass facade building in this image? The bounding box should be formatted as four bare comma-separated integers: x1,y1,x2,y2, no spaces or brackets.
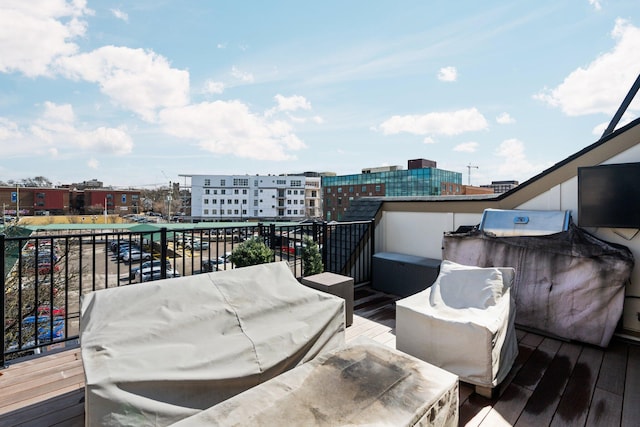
322,167,462,220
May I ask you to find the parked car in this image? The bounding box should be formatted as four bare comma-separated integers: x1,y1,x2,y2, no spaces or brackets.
37,305,66,317
186,239,209,250
201,259,219,272
121,249,152,262
136,266,180,282
21,315,65,343
129,259,172,279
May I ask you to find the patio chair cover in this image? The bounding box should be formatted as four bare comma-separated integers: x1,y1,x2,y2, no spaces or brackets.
172,337,459,427
80,262,345,427
396,260,518,388
442,223,634,347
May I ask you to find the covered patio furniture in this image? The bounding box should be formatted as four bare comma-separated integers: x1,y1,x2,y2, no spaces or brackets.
396,260,517,397
172,337,459,427
80,262,345,426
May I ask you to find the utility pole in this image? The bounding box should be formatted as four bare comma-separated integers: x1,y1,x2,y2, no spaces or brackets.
467,163,479,186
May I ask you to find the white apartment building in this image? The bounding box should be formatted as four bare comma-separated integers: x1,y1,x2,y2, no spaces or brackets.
189,174,308,221
304,176,322,219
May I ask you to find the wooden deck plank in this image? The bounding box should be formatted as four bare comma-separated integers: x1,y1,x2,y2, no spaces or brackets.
596,338,628,395
481,383,533,426
622,344,640,426
585,388,622,427
550,345,604,427
512,337,562,392
514,341,581,426
0,389,84,427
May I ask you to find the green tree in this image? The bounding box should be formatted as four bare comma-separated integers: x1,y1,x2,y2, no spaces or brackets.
228,237,273,267
301,236,324,276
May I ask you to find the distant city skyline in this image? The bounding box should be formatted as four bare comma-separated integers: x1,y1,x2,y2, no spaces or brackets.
1,1,640,188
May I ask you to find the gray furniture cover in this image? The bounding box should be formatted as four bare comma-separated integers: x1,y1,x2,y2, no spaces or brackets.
442,224,634,347
172,337,459,427
80,262,345,426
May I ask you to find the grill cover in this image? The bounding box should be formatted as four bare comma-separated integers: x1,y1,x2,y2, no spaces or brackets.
442,223,633,347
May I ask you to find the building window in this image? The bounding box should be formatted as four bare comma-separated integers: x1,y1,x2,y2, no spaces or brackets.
361,186,366,192
242,189,247,195
234,209,239,215
205,189,210,195
337,187,342,193
242,199,247,204
212,209,217,215
234,189,239,194
204,209,209,215
287,190,292,195
375,185,381,192
213,189,218,195
220,179,226,186
291,180,302,187
228,199,232,204
204,179,211,186
349,186,353,193
233,178,248,186
337,198,342,206
204,199,209,204
212,199,217,204
220,200,225,205
234,199,239,204
311,190,317,197
277,179,286,185
221,189,226,195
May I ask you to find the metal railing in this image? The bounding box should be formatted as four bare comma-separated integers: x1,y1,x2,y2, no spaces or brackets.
1,220,375,364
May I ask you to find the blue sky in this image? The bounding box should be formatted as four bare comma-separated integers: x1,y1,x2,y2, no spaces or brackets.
1,1,640,188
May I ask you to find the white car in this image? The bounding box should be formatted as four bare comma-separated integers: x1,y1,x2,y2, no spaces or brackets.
136,266,180,282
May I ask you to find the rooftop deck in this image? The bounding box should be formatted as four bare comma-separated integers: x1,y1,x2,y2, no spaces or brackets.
1,284,639,426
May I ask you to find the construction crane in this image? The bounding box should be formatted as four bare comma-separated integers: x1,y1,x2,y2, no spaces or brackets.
466,164,478,186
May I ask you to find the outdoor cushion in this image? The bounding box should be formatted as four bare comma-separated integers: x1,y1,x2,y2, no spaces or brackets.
430,260,504,309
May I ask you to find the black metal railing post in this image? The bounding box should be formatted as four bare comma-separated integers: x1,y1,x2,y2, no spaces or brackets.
1,234,5,368
269,223,276,262
161,228,167,279
321,221,328,269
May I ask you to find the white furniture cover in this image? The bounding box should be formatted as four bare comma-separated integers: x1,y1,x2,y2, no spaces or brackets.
396,260,518,388
172,337,459,427
80,262,345,427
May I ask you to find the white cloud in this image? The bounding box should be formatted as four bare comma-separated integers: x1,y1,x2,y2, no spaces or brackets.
111,8,129,22
379,108,488,136
203,80,225,94
88,158,99,169
3,102,133,156
494,138,543,179
312,116,324,124
266,94,313,118
423,136,436,144
56,46,190,121
496,112,515,124
534,19,640,116
274,94,312,112
159,100,306,161
217,43,227,49
589,0,602,11
0,117,23,140
437,66,458,82
0,1,92,77
231,66,254,83
454,142,479,152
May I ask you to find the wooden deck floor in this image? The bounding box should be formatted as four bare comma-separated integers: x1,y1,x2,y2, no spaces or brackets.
1,285,639,426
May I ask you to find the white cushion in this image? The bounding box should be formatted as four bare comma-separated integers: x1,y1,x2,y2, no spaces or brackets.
430,260,504,309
